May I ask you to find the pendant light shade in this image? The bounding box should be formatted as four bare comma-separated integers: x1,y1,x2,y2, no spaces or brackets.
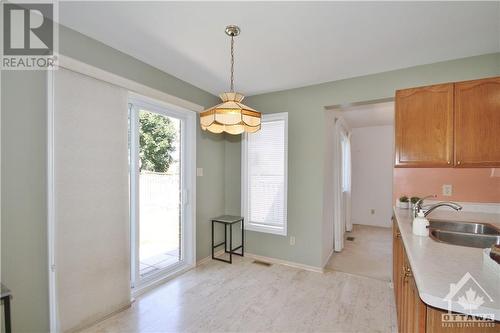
200,92,261,135
200,26,261,135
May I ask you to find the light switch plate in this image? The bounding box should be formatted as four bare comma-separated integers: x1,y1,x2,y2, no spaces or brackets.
442,184,453,196
196,168,203,177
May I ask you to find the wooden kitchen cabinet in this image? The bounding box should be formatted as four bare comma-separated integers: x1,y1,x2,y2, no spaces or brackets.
394,76,500,168
395,83,454,167
392,218,404,332
454,77,500,167
392,219,498,332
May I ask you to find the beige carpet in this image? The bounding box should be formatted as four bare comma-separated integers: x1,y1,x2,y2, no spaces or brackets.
325,224,392,281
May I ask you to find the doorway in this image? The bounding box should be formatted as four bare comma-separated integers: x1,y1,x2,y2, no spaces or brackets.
325,100,394,281
129,96,196,291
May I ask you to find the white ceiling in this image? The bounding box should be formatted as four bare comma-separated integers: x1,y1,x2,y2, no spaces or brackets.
340,101,394,128
59,2,500,96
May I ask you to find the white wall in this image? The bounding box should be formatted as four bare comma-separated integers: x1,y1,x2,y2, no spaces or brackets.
350,126,394,228
321,111,336,266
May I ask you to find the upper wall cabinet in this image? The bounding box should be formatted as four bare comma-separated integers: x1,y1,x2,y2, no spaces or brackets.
454,77,500,167
395,76,500,168
395,83,454,167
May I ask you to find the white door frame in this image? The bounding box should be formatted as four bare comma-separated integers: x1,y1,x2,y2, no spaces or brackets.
128,94,197,293
47,55,200,332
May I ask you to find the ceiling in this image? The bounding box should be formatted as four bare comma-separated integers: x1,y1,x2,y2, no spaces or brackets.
340,102,394,128
59,2,500,96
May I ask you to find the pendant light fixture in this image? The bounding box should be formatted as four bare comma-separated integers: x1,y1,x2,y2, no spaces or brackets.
200,25,261,135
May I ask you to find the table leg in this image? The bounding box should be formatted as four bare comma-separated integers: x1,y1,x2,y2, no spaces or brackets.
4,296,11,333
229,223,233,264
211,220,214,259
224,224,228,253
241,218,244,256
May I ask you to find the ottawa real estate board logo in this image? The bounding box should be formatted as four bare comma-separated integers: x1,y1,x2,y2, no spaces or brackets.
2,1,58,70
441,272,496,329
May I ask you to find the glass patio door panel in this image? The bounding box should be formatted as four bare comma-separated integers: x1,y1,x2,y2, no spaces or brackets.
138,110,181,278
129,97,193,289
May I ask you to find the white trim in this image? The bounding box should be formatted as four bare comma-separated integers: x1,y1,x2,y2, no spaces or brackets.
131,264,195,298
129,103,140,289
57,54,204,113
322,248,334,268
47,70,58,333
128,94,197,292
196,250,225,267
245,253,324,273
241,112,289,236
60,301,132,333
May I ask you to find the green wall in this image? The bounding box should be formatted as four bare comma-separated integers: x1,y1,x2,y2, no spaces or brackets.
1,70,50,332
1,25,222,332
225,53,500,268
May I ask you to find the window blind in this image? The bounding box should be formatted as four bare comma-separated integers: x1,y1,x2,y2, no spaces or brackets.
243,113,287,235
54,68,130,331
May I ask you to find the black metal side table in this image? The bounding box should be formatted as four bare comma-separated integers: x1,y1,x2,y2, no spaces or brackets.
211,215,244,264
1,283,12,333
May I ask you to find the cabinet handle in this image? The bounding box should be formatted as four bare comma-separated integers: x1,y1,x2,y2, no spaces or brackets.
395,232,400,238
447,160,451,165
401,266,412,281
457,160,461,165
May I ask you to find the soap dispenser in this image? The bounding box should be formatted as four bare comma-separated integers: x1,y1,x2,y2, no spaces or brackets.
412,211,429,236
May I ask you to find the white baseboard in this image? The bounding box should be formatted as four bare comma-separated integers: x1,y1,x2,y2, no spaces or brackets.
322,249,334,268
196,250,224,266
198,250,325,273
71,301,131,333
245,252,324,273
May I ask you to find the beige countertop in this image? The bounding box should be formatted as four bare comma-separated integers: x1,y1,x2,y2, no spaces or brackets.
393,207,500,319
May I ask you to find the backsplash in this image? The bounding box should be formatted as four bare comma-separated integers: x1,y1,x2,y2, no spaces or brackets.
393,168,500,204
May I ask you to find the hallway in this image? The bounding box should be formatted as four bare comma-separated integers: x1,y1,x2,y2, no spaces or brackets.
325,224,392,281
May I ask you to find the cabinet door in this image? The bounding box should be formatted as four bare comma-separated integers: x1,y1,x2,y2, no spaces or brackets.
395,84,454,167
455,77,500,167
402,254,415,332
410,276,427,333
393,219,404,332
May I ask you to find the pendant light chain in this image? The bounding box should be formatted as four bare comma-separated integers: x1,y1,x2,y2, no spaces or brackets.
230,35,235,92
199,25,261,135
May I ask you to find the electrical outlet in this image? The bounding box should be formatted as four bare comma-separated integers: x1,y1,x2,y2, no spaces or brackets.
442,184,453,196
196,168,203,177
370,209,375,215
290,236,295,246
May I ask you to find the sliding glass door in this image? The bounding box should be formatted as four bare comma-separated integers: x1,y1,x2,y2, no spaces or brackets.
129,96,195,290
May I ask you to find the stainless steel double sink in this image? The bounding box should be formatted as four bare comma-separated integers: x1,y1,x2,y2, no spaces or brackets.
429,219,500,248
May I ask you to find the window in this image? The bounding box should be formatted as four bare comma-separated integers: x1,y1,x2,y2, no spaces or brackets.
242,112,288,235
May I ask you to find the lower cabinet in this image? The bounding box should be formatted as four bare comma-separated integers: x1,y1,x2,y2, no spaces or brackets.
392,218,498,332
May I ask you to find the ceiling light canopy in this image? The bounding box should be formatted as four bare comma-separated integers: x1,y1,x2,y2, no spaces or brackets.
200,25,261,135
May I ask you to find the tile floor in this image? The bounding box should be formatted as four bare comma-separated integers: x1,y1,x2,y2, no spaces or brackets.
83,256,397,332
325,224,392,281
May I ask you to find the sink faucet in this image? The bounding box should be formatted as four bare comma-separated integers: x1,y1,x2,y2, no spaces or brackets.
413,195,437,217
422,201,463,217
